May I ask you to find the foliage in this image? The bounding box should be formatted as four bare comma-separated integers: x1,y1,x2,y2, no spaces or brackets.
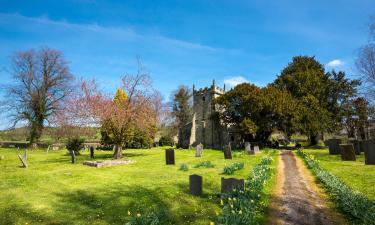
215,83,297,142
158,135,174,147
66,138,84,153
2,48,74,145
171,86,192,147
297,150,375,225
217,153,275,225
222,162,244,175
126,209,167,225
193,161,215,168
179,163,189,171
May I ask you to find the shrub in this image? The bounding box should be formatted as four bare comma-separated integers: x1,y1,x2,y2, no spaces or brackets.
217,153,275,225
159,136,174,147
223,162,244,175
193,161,215,168
179,163,189,171
297,150,375,225
66,138,84,153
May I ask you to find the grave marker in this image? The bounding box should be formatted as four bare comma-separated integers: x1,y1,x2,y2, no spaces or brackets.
349,140,361,155
363,140,375,165
327,139,341,155
17,149,28,168
89,146,95,159
165,148,175,165
195,144,203,157
189,174,203,196
339,144,356,161
221,177,245,193
223,144,232,159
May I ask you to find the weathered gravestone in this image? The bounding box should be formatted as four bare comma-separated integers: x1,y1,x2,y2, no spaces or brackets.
363,140,375,165
223,144,232,159
89,146,95,159
17,149,28,168
221,177,245,193
327,139,341,155
340,144,356,161
349,140,361,155
359,140,366,153
165,148,175,165
71,150,76,164
189,174,203,196
253,145,260,153
245,142,251,152
195,144,203,157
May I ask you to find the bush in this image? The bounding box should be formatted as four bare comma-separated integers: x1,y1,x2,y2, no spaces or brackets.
66,138,84,153
217,153,275,225
193,161,215,168
297,150,375,225
158,136,174,147
179,163,189,171
223,162,244,175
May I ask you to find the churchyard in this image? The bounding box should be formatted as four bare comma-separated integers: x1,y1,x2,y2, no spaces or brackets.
0,147,276,225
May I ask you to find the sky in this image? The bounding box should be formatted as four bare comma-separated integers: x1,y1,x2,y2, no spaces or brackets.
0,0,374,118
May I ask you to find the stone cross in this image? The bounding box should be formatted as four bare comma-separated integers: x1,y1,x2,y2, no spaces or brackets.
165,148,175,165
195,144,203,157
339,144,356,161
17,148,28,168
363,140,375,165
223,144,232,159
189,174,203,196
221,177,245,193
326,139,341,155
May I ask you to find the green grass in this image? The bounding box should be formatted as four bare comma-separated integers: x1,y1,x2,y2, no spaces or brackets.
303,148,375,201
0,147,267,225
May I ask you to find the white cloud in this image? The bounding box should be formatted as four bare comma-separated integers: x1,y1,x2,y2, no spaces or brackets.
327,59,344,67
224,76,249,87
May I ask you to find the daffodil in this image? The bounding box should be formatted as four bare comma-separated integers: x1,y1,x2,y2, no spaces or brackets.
210,222,215,225
127,210,131,216
137,213,141,217
220,199,224,206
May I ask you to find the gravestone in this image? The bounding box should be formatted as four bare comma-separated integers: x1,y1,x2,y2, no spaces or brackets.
245,142,251,152
189,174,203,196
223,144,232,159
89,146,95,159
221,177,245,193
195,144,203,157
165,148,175,165
339,144,356,161
253,145,260,153
17,149,28,168
363,140,375,165
349,140,361,155
327,139,341,155
71,150,76,164
359,140,366,153
52,146,59,151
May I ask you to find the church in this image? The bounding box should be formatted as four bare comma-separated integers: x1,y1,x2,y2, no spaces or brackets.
179,80,242,149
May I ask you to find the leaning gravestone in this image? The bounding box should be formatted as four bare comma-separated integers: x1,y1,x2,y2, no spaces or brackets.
363,140,375,165
195,144,203,157
327,139,341,155
340,144,356,161
223,144,232,159
349,140,361,155
17,149,28,168
165,148,175,165
89,146,95,159
221,177,245,193
189,174,203,196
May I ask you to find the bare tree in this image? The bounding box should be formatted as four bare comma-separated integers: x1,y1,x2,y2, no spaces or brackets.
3,48,74,146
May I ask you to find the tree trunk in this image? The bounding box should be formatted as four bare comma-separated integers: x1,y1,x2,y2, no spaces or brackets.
113,144,123,159
309,134,318,146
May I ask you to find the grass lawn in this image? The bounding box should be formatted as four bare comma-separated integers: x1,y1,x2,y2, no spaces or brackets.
0,147,268,225
303,148,375,201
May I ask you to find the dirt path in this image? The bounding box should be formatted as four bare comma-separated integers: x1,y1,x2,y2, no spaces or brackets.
267,151,347,225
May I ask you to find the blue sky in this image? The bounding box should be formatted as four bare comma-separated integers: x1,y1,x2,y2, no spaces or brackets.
0,0,374,105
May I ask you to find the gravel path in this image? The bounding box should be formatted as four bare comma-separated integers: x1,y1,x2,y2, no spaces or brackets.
267,151,343,225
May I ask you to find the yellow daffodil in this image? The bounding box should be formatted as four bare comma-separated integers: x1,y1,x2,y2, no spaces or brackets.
127,210,131,216
220,199,224,206
137,213,141,217
210,222,215,225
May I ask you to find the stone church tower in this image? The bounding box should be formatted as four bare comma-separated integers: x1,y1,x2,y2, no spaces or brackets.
180,80,234,149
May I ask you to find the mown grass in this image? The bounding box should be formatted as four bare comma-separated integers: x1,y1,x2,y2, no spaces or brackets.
303,148,375,201
0,147,266,225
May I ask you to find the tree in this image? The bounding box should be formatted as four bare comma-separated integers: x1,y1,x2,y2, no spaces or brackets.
171,86,192,147
273,56,360,145
3,48,74,146
215,83,298,143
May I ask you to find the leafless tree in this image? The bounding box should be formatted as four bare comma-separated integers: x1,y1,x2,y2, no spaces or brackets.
3,48,74,146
